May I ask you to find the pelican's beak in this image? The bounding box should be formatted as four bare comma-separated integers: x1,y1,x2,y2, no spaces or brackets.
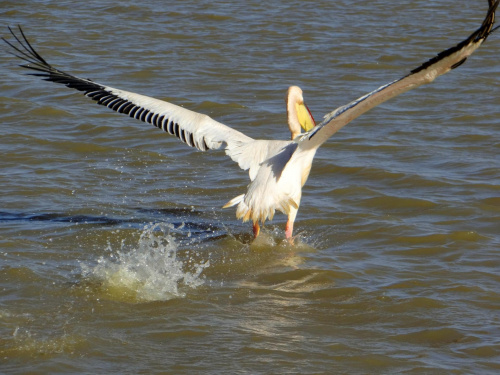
296,102,316,131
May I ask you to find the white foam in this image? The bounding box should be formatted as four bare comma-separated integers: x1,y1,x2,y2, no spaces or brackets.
81,223,209,302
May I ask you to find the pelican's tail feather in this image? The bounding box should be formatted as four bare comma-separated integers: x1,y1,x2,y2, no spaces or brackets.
228,193,298,225
222,194,245,209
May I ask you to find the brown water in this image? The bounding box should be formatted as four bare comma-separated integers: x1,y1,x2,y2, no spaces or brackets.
1,0,499,373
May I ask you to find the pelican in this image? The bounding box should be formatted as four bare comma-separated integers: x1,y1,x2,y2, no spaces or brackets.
3,1,498,241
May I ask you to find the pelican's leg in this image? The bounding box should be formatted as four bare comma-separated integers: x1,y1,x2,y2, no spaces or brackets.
285,220,294,240
253,221,260,238
285,207,298,241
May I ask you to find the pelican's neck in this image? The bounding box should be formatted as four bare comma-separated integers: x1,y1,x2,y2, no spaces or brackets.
287,86,303,140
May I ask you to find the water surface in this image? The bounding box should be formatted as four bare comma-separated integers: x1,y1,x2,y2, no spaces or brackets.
1,0,499,373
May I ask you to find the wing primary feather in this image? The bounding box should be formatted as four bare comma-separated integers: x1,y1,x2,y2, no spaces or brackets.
87,91,104,98
168,119,175,135
3,25,48,66
110,98,127,110
160,117,168,132
450,58,467,70
151,113,159,126
127,106,138,117
180,129,187,144
119,102,134,114
99,95,115,105
14,25,49,65
89,92,108,101
188,132,195,147
105,97,121,108
107,98,123,108
140,109,150,122
198,138,209,151
157,115,165,129
134,107,145,120
161,117,168,132
116,102,129,113
174,123,180,138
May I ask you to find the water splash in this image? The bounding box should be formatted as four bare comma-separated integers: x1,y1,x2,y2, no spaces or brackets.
81,223,209,302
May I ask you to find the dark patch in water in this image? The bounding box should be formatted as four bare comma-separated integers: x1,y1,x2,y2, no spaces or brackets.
136,207,205,217
0,209,224,241
0,211,125,225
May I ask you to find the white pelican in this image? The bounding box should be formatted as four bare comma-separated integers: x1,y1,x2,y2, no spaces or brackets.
3,1,498,241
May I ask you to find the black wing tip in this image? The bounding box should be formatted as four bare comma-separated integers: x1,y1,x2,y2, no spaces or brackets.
3,24,53,74
477,0,500,41
3,26,106,90
409,0,498,75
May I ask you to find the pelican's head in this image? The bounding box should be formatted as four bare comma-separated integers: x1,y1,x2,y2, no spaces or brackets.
286,86,316,140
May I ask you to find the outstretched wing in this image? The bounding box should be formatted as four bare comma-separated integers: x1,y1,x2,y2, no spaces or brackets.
303,0,498,148
3,26,253,154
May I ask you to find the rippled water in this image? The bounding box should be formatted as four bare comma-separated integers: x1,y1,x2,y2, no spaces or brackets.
1,0,499,373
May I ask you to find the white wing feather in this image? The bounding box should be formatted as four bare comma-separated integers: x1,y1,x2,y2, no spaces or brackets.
105,86,253,152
